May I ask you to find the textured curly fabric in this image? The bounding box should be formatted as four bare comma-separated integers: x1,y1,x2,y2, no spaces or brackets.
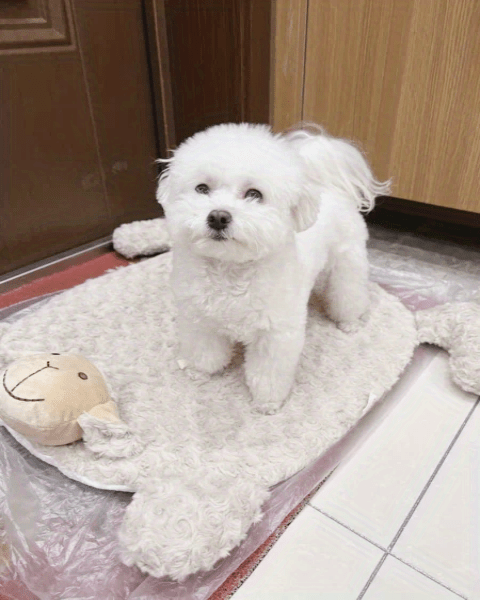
112,218,170,259
0,253,416,580
416,302,480,396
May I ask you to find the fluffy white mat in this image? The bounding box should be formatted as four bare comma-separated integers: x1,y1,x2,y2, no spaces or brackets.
0,252,417,581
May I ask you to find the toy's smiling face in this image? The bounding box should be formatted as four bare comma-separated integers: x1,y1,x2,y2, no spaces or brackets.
3,354,91,402
0,354,113,444
2,354,104,412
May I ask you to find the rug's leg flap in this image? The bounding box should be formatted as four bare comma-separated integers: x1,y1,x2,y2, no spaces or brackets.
112,218,171,259
78,412,147,458
118,474,270,581
415,302,480,396
415,304,455,348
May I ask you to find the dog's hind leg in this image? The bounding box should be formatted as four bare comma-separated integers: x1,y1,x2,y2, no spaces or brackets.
322,242,370,332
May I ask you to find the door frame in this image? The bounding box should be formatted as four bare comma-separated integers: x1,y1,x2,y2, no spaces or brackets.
144,0,273,154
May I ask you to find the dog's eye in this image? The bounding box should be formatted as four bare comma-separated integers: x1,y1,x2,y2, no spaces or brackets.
195,183,210,195
245,188,263,202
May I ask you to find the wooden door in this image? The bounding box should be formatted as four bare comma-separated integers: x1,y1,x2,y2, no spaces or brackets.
0,0,163,276
273,0,480,215
162,0,271,145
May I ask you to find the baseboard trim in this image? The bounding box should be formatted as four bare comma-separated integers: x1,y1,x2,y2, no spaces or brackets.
369,197,480,229
0,236,113,292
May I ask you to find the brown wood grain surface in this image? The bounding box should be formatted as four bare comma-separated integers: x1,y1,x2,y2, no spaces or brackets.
0,0,162,275
271,0,308,132
274,0,480,214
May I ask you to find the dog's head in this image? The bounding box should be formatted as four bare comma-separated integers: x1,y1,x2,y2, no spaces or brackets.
157,123,318,263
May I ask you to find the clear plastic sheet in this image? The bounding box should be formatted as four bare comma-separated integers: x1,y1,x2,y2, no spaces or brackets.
1,224,479,600
368,228,480,309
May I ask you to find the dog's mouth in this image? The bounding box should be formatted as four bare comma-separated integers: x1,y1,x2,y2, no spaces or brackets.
209,232,229,242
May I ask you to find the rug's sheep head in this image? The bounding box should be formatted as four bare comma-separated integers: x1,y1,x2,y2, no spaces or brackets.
0,353,145,455
0,353,122,446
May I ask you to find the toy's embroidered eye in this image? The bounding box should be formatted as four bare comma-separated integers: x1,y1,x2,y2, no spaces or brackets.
78,372,88,380
245,188,263,202
51,353,60,355
195,183,210,195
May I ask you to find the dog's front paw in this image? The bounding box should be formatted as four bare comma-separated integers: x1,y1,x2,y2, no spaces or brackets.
337,310,370,334
252,397,284,415
247,375,289,415
188,348,231,375
337,320,361,334
179,329,232,375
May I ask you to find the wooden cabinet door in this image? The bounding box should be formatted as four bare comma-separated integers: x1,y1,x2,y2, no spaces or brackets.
0,0,162,275
274,0,480,215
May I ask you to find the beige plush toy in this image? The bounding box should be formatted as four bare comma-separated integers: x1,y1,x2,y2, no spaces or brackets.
0,353,123,446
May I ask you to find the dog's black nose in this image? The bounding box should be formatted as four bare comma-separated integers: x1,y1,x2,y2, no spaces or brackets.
207,210,232,231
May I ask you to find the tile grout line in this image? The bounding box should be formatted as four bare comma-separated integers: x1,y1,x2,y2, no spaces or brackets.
311,397,479,599
309,505,387,553
312,505,469,600
389,552,469,599
387,396,480,553
313,506,471,600
308,506,390,600
356,553,389,600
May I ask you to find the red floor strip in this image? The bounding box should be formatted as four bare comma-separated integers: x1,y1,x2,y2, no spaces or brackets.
0,253,130,310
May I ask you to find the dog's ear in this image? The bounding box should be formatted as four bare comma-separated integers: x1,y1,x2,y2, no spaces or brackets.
291,189,319,232
156,162,172,207
283,123,390,214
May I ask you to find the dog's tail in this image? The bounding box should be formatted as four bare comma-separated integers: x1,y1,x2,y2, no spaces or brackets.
283,123,390,213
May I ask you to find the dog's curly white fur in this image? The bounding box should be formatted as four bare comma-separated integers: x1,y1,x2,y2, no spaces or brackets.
158,123,389,414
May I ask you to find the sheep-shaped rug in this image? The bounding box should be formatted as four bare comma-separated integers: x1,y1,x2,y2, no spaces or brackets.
0,218,478,582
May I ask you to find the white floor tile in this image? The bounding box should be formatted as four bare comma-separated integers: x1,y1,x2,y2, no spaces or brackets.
232,506,382,600
362,555,462,599
310,350,476,548
393,402,480,599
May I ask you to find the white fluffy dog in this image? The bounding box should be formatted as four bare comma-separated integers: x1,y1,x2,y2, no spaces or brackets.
157,123,389,414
